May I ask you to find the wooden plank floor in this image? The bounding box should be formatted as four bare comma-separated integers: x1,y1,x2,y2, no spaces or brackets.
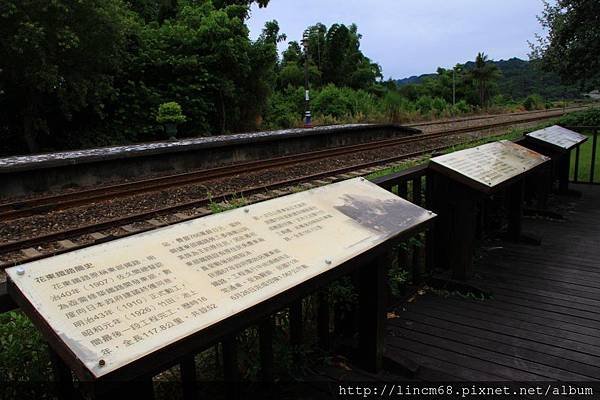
387,184,600,381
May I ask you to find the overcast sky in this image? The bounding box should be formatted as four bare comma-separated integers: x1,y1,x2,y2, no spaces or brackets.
246,0,548,80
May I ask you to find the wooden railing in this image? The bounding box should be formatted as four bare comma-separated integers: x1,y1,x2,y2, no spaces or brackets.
3,124,590,397
564,126,599,184
0,169,434,400
371,165,433,283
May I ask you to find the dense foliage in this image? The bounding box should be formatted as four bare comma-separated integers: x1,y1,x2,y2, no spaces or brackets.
530,0,600,87
558,107,600,127
279,23,382,90
0,0,593,156
156,102,186,125
0,311,52,397
396,58,581,103
0,0,134,153
492,58,580,100
0,0,278,154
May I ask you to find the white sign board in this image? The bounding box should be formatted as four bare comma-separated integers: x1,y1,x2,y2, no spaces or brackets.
6,178,434,378
526,125,588,150
430,140,549,191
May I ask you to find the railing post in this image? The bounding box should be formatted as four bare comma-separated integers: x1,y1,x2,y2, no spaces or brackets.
49,348,74,400
538,163,552,210
412,237,425,282
591,128,598,184
558,152,570,194
289,300,303,348
258,318,274,381
507,181,524,241
222,336,239,400
358,247,390,373
573,145,581,183
180,355,197,400
412,176,422,206
398,180,408,199
89,376,154,400
425,172,435,274
398,242,410,281
317,291,331,350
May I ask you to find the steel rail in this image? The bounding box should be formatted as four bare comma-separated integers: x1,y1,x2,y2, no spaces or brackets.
0,113,569,257
405,105,585,128
0,109,574,221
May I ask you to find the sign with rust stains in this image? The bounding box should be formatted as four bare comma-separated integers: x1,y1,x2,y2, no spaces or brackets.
6,178,435,378
526,125,588,151
429,140,550,192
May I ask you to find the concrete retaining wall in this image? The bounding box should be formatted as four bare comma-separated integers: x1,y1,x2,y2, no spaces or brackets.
0,124,420,197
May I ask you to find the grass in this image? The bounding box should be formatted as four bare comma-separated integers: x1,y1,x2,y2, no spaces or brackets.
365,159,426,181
570,131,600,183
441,121,558,153
207,194,248,214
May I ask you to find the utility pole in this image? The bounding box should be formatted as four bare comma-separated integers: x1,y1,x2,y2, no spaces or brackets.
302,30,312,128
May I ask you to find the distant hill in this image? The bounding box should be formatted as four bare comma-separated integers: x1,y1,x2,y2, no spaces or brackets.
396,58,581,100
396,73,436,86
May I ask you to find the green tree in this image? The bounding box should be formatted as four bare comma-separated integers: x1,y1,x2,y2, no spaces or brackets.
0,0,134,152
260,20,287,45
530,0,600,87
279,63,306,88
303,23,327,74
285,23,381,90
241,19,282,129
282,41,303,65
468,52,501,108
111,1,279,138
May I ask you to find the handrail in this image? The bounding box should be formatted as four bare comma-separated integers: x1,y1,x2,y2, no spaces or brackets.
0,170,433,398
370,164,428,187
562,125,599,184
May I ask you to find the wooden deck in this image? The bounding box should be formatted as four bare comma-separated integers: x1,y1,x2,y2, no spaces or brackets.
386,184,600,381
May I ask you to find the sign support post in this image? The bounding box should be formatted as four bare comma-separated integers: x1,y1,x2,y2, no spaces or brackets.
358,247,390,372
429,140,550,280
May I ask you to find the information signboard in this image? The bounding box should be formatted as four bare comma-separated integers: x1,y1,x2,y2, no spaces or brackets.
6,178,435,378
429,140,549,192
526,125,588,151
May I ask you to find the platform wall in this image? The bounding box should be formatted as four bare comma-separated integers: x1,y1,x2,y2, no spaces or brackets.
0,124,418,197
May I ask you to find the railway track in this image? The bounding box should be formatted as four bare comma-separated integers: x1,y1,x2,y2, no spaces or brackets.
0,107,579,222
0,113,574,265
406,105,584,128
0,143,456,262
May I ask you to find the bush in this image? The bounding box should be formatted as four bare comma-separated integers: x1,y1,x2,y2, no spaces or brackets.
0,311,54,399
491,94,507,106
558,107,600,126
383,91,417,122
278,63,305,88
156,102,187,125
523,94,545,111
311,84,378,120
348,89,379,118
0,311,51,381
311,85,353,118
431,97,449,116
415,96,434,114
388,264,409,298
263,87,304,129
453,99,471,114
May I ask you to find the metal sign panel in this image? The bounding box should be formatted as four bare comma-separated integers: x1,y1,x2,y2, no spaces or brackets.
430,140,550,191
6,178,434,378
526,125,588,150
